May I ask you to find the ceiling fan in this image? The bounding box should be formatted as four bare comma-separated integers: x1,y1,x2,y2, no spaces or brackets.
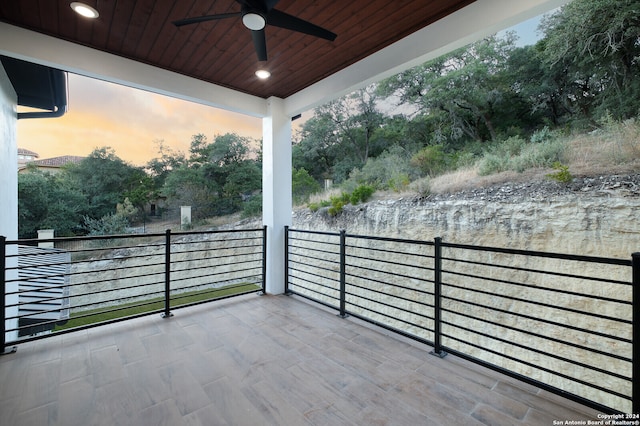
173,0,337,62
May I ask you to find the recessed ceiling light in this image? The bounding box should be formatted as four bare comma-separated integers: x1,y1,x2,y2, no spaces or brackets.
255,69,271,79
70,2,99,19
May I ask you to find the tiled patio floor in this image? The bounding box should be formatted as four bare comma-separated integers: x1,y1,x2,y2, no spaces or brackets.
0,294,600,425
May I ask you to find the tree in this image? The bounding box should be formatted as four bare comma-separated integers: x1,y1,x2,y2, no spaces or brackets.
378,34,519,144
64,147,146,220
18,169,87,238
162,133,261,217
292,168,322,204
539,0,640,121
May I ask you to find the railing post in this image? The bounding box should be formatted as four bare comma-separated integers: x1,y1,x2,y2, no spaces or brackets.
430,237,447,358
284,226,291,295
338,229,348,318
259,225,267,295
162,230,173,318
633,252,640,414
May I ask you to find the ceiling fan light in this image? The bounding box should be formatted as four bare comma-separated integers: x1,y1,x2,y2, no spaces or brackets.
255,69,271,79
70,2,99,19
243,13,266,31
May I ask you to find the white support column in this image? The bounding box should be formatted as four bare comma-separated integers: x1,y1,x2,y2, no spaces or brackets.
0,62,19,345
262,97,292,295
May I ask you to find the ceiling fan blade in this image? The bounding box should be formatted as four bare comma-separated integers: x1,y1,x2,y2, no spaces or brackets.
267,9,337,41
251,29,268,61
263,0,281,11
173,12,241,27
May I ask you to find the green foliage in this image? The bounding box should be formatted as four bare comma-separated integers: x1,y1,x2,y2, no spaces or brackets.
478,136,566,175
546,162,573,183
350,185,375,205
342,146,414,192
309,200,331,212
83,213,130,236
410,145,449,176
292,168,321,204
242,195,262,218
161,133,261,218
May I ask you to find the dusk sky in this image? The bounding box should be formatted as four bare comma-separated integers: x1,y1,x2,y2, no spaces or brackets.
16,14,545,167
17,74,264,166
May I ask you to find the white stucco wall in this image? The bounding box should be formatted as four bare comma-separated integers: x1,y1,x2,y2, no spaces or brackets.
0,62,19,343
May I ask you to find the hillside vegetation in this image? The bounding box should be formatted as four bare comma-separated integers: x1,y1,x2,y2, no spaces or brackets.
17,0,640,236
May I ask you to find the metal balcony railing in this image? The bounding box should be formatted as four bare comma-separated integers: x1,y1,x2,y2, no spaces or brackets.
1,227,266,349
285,226,638,415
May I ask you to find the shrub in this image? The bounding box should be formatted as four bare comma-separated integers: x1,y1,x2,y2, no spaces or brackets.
546,162,573,183
410,145,448,176
241,194,262,218
350,184,375,204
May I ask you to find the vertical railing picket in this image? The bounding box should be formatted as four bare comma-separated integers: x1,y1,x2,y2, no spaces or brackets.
260,225,267,295
632,252,640,414
162,229,173,318
284,226,291,295
338,230,348,318
0,236,6,353
430,237,446,358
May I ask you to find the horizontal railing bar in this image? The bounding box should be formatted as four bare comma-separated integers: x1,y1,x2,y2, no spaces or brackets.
7,271,165,297
345,309,435,347
346,272,434,297
287,282,340,302
288,273,340,294
346,243,434,260
443,293,631,343
7,251,165,273
443,268,631,305
443,256,631,287
170,240,263,251
169,267,261,284
346,263,433,287
443,347,623,415
168,246,261,258
442,334,631,402
442,308,632,363
288,229,341,237
345,288,434,321
346,300,433,334
442,241,632,266
171,258,261,273
443,280,630,324
346,253,435,273
288,251,340,266
443,319,631,382
287,289,340,310
170,283,260,302
346,233,435,246
288,243,341,257
288,264,340,281
7,291,165,325
7,261,165,287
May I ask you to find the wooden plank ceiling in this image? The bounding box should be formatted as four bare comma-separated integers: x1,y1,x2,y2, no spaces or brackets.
0,0,476,99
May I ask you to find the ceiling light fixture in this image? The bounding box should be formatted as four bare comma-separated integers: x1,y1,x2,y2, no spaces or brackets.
70,2,99,19
255,69,271,79
242,12,266,31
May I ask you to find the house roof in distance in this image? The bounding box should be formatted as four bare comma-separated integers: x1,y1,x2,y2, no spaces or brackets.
30,155,85,168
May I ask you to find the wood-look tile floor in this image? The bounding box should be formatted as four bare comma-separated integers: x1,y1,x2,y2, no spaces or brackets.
1,294,600,425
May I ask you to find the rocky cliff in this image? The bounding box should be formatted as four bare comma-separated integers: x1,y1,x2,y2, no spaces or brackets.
293,173,640,259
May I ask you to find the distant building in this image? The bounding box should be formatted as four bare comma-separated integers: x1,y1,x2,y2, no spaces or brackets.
18,155,85,174
17,147,39,167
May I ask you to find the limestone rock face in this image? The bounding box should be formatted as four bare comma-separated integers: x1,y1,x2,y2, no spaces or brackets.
294,194,639,260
